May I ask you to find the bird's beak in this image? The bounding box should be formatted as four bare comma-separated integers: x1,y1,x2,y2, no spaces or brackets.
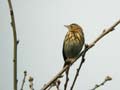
64,25,70,28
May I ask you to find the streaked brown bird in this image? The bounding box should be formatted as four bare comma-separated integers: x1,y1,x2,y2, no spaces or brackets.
62,23,85,89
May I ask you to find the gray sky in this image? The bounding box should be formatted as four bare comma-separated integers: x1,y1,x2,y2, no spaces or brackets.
0,0,120,90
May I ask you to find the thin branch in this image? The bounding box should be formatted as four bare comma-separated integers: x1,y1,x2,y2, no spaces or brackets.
47,85,52,90
56,79,61,90
48,79,61,90
64,68,69,90
70,45,88,90
20,71,27,90
91,76,112,90
7,0,18,90
40,19,120,90
64,76,69,90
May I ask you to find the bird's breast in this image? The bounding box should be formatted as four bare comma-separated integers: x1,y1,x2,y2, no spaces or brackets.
63,31,84,58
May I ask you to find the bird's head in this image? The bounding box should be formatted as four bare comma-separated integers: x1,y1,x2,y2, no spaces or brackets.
64,23,82,31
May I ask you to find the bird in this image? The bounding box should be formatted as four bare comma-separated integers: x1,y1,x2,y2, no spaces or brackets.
63,23,85,66
62,23,85,89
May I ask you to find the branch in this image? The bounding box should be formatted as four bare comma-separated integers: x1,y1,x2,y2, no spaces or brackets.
91,76,112,90
7,0,18,90
48,79,61,90
40,19,120,90
70,45,88,90
64,68,69,90
20,71,27,90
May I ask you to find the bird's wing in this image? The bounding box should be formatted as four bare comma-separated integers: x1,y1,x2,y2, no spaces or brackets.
62,39,67,61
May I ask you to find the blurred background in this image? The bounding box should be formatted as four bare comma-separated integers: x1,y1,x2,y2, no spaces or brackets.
0,0,120,90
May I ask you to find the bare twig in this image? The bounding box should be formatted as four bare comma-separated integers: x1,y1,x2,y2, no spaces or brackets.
70,44,88,90
41,19,120,90
7,0,18,90
64,76,69,90
91,76,112,90
64,67,69,90
56,79,61,90
20,71,27,90
29,76,34,90
48,79,61,90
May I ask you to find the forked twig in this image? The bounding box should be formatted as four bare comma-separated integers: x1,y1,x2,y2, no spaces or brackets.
48,79,61,90
91,76,112,90
41,19,120,90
